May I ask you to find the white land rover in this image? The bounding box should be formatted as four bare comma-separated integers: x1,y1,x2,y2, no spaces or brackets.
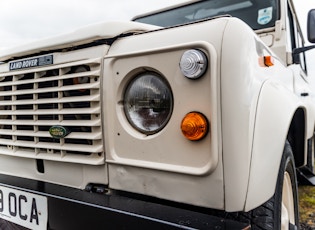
0,0,314,229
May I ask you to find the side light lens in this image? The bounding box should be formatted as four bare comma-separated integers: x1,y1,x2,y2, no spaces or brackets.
181,112,208,141
263,56,274,67
179,49,208,79
124,72,173,134
258,56,274,67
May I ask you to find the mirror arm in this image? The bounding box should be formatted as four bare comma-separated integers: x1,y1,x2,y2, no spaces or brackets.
293,45,315,55
292,45,315,64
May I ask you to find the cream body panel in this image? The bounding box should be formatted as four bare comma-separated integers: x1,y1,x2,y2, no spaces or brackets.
221,18,295,211
245,80,303,211
104,19,228,209
246,51,315,209
0,155,107,190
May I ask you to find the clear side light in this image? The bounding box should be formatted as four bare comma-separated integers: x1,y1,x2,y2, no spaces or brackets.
179,49,208,79
124,72,173,135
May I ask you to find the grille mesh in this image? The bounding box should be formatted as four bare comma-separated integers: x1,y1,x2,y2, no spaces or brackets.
0,58,104,165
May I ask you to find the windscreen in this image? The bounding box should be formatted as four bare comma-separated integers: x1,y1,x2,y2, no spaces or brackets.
134,0,279,30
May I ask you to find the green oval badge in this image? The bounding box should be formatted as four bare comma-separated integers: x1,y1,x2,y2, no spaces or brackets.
49,126,70,139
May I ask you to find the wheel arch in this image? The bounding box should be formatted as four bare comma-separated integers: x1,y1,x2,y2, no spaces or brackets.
244,80,305,211
288,107,306,168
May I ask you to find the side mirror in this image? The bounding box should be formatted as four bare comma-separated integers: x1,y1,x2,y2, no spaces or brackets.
308,9,315,43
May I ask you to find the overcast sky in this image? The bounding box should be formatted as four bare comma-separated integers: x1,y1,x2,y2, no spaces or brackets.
0,0,184,49
0,0,313,49
0,0,314,76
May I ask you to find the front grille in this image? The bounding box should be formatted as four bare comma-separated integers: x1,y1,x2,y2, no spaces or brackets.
0,57,103,165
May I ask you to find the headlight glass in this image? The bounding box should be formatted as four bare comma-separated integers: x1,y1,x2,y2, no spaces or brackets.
124,72,173,134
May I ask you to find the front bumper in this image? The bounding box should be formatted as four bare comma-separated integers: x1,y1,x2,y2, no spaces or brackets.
0,174,249,230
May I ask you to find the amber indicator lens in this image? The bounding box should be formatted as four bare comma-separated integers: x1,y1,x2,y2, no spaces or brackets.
181,112,208,141
264,56,274,67
258,56,274,67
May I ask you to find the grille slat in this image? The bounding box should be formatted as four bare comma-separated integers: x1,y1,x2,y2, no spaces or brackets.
0,70,100,88
0,139,102,152
0,82,100,97
0,129,102,139
0,119,101,126
0,107,100,115
0,95,100,106
0,57,104,165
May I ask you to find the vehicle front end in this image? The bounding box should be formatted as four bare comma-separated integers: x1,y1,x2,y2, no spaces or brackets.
0,0,312,229
0,18,250,229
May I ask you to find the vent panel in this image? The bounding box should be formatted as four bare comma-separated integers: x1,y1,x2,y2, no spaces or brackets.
0,58,104,165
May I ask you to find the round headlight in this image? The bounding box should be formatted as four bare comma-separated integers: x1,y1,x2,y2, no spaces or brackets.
179,49,208,79
124,72,173,134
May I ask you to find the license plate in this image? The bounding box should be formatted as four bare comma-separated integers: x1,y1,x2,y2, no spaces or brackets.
0,185,47,230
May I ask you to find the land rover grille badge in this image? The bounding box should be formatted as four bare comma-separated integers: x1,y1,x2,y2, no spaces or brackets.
49,126,70,139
